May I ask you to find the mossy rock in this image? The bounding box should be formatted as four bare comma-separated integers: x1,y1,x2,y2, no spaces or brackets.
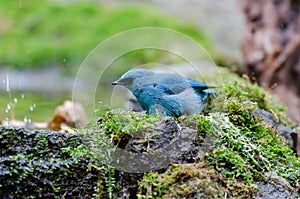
138,163,257,198
1,72,300,198
85,74,300,198
0,126,98,198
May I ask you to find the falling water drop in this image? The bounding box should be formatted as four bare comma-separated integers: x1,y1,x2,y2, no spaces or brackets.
30,105,34,111
33,104,36,108
7,103,11,110
24,117,28,123
21,94,24,100
6,74,10,93
14,98,18,103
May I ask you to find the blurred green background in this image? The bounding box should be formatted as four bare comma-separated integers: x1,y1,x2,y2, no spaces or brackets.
0,0,241,122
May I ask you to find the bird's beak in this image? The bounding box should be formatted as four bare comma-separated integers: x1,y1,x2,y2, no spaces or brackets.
112,80,122,85
112,77,132,86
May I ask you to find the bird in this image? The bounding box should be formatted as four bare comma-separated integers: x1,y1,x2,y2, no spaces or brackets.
112,68,214,117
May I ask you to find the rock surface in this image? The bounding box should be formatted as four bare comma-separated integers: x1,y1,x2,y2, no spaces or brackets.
0,126,97,198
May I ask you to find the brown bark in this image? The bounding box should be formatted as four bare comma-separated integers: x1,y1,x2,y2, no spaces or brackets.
239,0,300,155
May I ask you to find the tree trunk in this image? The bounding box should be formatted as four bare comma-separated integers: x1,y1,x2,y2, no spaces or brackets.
239,0,300,155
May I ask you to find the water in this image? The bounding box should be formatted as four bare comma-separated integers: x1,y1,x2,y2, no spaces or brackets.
0,68,74,122
0,68,115,123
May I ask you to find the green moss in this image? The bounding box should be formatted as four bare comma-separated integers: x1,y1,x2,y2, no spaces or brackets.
0,126,96,198
138,163,257,198
211,79,292,126
77,108,162,198
137,78,300,198
99,109,161,137
203,78,300,183
76,74,300,198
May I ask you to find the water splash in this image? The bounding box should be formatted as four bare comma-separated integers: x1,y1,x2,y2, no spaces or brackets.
6,74,10,93
29,104,36,111
4,117,11,126
7,103,11,111
23,117,31,123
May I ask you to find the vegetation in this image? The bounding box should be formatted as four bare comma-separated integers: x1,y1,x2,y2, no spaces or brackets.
1,69,299,198
137,77,300,198
78,73,299,198
79,109,162,198
2,1,299,198
0,0,211,75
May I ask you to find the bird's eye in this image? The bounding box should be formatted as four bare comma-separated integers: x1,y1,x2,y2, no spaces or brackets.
153,84,157,87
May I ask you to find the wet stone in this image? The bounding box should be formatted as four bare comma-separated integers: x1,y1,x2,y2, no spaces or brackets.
0,125,98,199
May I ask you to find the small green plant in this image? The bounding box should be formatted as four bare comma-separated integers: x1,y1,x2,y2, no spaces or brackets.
78,108,161,198
204,79,300,185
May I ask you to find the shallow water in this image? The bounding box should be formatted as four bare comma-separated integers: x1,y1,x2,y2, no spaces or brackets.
0,68,117,123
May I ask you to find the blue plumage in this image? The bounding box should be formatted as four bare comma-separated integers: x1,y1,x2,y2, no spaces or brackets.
112,68,214,117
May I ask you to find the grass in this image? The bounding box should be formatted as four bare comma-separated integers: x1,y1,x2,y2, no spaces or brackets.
0,0,211,76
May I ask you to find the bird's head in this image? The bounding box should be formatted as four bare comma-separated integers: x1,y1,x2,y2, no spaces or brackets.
112,68,154,92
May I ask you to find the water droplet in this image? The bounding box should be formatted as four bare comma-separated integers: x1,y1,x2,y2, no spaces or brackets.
5,109,8,113
14,98,18,103
4,118,10,125
7,103,11,110
63,58,67,63
2,80,5,84
33,104,36,108
6,74,10,93
24,117,28,123
30,105,34,111
28,118,31,123
21,94,25,100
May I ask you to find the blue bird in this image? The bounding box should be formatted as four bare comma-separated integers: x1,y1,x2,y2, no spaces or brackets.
112,68,214,117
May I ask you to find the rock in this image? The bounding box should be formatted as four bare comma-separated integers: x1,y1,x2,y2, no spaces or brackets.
110,118,198,173
255,172,298,199
108,117,199,198
252,108,297,152
0,126,98,198
48,100,88,131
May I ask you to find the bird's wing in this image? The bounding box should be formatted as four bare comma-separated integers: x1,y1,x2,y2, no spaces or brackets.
148,97,181,117
155,74,189,94
154,74,214,95
135,83,182,117
186,78,214,92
